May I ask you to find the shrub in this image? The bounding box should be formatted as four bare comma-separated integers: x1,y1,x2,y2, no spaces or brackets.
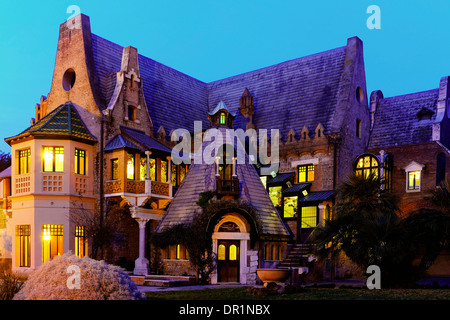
0,271,26,300
14,252,144,300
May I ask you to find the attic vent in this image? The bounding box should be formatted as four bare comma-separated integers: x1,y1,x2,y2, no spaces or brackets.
62,68,76,91
416,107,434,121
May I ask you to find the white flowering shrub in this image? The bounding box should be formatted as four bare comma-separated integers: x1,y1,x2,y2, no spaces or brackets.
14,252,144,300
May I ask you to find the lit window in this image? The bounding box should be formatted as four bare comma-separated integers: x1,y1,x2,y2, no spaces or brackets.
179,165,186,184
74,149,86,175
269,186,282,207
18,149,31,174
283,196,298,218
229,244,237,260
127,153,135,180
0,212,6,229
111,158,119,180
355,155,378,178
75,226,88,258
220,112,226,125
260,176,267,189
160,159,168,183
171,165,177,186
408,171,421,191
43,147,64,172
42,224,63,262
16,225,30,267
176,244,181,260
301,206,317,228
298,164,314,183
218,244,226,260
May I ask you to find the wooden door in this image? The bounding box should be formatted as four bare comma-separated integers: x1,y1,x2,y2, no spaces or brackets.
217,240,240,282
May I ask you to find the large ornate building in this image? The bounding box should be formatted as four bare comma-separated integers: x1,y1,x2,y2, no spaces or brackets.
0,14,449,283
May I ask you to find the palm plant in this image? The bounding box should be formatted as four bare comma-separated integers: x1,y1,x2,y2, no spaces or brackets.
312,173,446,287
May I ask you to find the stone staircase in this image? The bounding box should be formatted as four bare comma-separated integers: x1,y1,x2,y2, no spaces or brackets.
278,244,312,268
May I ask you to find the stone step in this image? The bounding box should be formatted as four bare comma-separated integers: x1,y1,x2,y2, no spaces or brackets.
130,274,196,287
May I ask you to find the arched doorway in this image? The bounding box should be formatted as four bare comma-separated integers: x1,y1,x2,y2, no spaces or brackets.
211,213,251,284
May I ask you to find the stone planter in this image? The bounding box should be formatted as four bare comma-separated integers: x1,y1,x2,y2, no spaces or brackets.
256,268,291,286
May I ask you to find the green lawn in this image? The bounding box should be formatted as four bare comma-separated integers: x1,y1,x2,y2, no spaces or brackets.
145,286,450,300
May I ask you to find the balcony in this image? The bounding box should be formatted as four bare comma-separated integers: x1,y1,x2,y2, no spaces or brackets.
216,177,239,197
104,179,172,199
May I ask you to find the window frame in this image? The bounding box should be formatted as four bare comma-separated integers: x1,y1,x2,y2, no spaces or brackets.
16,225,31,267
18,148,31,175
298,164,315,183
43,146,64,172
111,158,119,180
74,148,86,175
404,161,424,193
42,224,64,263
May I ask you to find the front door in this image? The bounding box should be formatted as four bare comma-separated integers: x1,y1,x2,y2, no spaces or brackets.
217,240,240,282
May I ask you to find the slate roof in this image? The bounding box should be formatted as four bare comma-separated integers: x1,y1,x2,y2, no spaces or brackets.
0,166,11,179
90,33,349,139
267,172,295,185
282,183,311,195
298,190,335,203
104,134,140,151
368,89,439,149
120,126,172,154
91,34,209,136
207,46,348,138
156,128,290,238
5,103,97,144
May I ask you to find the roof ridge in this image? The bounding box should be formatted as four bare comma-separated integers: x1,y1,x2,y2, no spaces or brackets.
381,88,439,101
207,46,347,85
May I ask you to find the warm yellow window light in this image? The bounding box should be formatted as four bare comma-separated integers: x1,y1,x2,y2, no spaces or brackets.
43,230,51,241
220,112,226,125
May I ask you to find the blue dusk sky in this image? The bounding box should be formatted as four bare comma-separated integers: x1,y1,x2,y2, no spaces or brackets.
0,0,449,152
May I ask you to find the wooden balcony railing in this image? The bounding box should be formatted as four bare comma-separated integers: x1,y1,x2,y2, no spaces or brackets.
105,179,171,197
216,177,239,196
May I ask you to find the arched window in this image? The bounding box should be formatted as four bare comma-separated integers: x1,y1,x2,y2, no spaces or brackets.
355,154,379,178
437,152,446,186
355,154,393,191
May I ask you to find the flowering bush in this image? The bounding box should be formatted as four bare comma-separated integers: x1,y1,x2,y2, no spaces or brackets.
14,252,144,300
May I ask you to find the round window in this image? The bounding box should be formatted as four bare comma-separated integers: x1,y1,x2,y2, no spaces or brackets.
356,87,364,104
62,68,76,91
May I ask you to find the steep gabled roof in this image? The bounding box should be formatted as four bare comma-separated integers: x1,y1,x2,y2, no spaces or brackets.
91,34,209,137
5,103,97,145
90,31,351,139
207,46,348,137
156,128,290,238
368,89,439,149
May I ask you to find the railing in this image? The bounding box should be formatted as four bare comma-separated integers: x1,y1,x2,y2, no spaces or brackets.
216,177,239,196
105,179,171,197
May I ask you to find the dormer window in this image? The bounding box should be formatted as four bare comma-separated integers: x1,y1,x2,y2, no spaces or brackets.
220,112,226,125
